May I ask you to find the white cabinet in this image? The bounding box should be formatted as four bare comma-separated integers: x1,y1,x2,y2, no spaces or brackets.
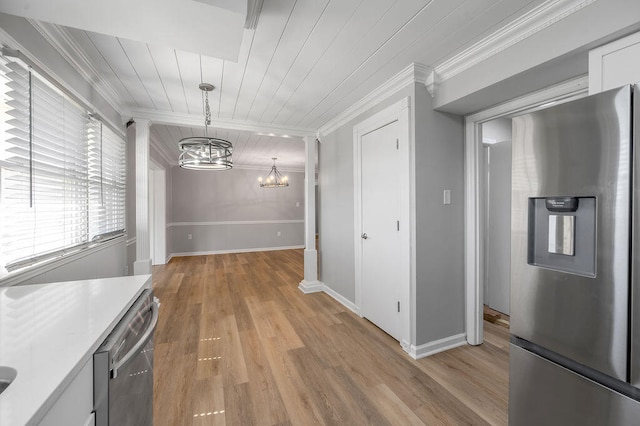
589,31,640,94
38,359,94,426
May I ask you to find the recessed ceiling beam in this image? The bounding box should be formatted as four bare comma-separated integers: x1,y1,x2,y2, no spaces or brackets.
128,109,315,138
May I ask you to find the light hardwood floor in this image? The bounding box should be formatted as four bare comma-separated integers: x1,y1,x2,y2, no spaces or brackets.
152,249,509,425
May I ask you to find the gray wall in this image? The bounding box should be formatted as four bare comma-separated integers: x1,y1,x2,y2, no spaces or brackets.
318,84,415,302
318,83,465,348
170,167,304,254
0,12,128,286
414,85,465,345
7,242,127,286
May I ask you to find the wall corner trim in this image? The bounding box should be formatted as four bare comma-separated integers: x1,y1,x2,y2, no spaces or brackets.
319,63,429,137
407,333,467,360
425,69,442,98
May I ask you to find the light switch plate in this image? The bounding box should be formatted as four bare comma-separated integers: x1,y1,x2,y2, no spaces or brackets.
443,190,451,205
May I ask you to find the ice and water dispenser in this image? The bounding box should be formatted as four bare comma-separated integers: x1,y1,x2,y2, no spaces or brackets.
528,196,596,277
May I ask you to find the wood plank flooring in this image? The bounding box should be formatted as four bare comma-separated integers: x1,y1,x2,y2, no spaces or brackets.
484,305,510,329
152,249,509,425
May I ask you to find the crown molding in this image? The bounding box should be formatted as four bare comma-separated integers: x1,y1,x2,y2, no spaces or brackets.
27,19,126,115
425,69,442,98
434,0,598,81
319,63,431,137
245,0,264,30
128,108,315,138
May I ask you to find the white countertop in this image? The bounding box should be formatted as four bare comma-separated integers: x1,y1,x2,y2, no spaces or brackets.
0,274,152,426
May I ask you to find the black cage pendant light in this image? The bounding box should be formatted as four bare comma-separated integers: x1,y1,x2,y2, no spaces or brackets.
178,83,232,170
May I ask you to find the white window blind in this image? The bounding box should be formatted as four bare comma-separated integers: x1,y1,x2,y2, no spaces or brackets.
88,118,126,241
0,55,126,273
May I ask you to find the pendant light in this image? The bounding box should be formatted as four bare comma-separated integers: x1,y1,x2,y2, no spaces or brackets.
178,83,232,170
259,158,289,188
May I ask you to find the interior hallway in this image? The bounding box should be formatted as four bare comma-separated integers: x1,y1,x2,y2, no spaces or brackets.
152,250,509,425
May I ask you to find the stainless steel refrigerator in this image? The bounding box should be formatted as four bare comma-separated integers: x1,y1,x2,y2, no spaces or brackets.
510,84,640,425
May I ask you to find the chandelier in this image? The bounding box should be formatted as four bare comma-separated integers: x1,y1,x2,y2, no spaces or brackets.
259,158,289,188
178,83,232,170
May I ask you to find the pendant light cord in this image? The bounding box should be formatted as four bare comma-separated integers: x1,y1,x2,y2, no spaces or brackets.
204,89,211,137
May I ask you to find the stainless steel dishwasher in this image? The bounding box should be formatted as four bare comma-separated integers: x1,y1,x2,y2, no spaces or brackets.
94,289,159,426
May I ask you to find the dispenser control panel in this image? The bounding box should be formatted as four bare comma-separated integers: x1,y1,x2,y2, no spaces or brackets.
528,196,596,277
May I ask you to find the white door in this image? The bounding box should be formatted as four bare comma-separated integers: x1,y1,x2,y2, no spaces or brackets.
360,120,401,340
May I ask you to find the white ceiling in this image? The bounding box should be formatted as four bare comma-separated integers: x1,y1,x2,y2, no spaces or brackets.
0,0,246,60
4,0,552,169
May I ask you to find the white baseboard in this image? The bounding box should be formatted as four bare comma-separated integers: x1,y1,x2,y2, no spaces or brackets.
298,279,324,293
408,333,467,360
168,219,304,227
134,259,153,275
322,284,359,314
303,285,465,360
171,245,305,257
297,280,359,314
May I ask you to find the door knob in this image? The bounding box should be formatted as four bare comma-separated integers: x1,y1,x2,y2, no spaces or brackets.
361,233,368,239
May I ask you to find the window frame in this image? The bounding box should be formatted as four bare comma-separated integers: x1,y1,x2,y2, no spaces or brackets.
0,51,127,284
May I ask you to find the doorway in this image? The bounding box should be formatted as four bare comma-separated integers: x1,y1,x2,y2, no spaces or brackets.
481,119,512,318
353,97,412,351
464,76,589,345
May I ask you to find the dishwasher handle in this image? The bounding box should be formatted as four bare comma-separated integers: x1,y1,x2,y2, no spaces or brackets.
111,298,159,379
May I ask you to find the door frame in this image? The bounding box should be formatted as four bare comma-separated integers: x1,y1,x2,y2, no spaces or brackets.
353,97,413,353
464,76,589,345
149,159,167,265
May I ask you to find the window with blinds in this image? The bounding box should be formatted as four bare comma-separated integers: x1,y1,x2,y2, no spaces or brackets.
0,55,126,274
88,118,126,241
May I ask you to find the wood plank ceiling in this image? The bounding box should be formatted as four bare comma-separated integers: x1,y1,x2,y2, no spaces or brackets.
24,0,546,169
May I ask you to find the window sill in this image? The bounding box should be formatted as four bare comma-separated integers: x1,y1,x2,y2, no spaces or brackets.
0,235,127,287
